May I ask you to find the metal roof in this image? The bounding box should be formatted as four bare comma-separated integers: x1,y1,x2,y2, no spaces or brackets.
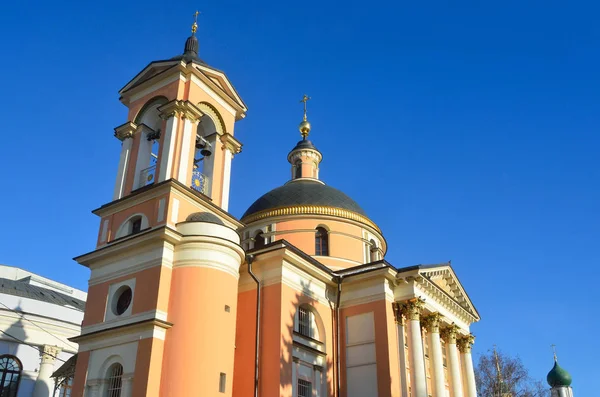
0,278,85,311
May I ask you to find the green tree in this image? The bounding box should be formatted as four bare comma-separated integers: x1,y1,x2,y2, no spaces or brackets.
475,348,548,397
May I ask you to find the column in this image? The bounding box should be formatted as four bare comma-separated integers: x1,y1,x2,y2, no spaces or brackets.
423,313,445,397
458,335,477,397
314,365,323,397
158,109,180,182
400,299,427,397
392,303,409,397
113,132,134,200
121,373,134,397
177,116,196,184
292,357,299,396
441,325,464,397
33,345,62,397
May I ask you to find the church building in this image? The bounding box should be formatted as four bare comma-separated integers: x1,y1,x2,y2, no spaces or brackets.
70,16,481,397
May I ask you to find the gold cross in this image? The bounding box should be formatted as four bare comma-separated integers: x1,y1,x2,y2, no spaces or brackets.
192,11,200,34
300,94,311,121
551,344,558,362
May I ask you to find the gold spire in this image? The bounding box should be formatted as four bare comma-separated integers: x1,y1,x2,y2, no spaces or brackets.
298,94,311,139
192,10,200,34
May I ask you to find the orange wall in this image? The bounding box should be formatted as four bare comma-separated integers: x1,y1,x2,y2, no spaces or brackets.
339,299,399,397
82,266,168,327
160,266,239,397
132,337,165,397
232,288,258,397
71,350,90,397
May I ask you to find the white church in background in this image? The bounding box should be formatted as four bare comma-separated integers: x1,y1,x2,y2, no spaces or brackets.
0,265,86,397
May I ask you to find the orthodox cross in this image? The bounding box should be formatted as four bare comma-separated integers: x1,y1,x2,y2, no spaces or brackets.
192,10,200,34
300,94,311,121
551,344,558,361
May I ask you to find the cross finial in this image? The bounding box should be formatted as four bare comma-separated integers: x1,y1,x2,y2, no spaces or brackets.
551,344,558,362
300,94,311,121
192,10,200,34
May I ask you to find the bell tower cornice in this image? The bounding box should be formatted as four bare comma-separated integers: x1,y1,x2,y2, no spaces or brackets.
114,121,137,141
157,99,203,121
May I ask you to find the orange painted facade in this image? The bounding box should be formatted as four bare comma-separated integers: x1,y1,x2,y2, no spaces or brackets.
71,23,479,397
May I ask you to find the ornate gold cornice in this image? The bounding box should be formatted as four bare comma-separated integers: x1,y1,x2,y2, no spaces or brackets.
457,334,475,353
114,121,137,141
220,132,242,155
392,302,405,325
158,100,203,121
241,205,381,232
440,324,460,343
399,297,425,321
422,312,442,333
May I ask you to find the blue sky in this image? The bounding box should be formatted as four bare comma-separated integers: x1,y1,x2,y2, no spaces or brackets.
1,0,598,393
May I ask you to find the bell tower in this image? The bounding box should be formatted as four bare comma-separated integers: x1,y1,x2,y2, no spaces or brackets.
71,14,246,397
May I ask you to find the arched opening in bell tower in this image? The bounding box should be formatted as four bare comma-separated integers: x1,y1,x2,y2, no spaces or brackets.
133,96,167,189
192,113,218,195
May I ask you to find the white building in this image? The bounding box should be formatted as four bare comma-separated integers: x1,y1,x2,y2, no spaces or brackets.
0,265,86,397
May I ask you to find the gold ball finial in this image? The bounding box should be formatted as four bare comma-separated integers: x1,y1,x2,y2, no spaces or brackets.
299,94,311,139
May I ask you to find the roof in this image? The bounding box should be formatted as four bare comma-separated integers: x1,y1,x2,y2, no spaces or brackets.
242,180,367,219
547,361,572,387
186,211,225,225
51,354,77,379
0,278,86,311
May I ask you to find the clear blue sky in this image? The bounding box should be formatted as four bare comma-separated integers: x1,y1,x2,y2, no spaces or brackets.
1,0,597,394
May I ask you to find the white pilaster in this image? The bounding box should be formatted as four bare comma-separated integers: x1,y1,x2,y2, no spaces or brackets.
393,304,409,397
158,113,179,182
87,380,100,397
401,299,427,397
292,357,299,396
33,345,62,397
221,147,233,211
442,326,464,397
177,117,195,184
458,335,477,397
113,136,133,200
424,314,445,397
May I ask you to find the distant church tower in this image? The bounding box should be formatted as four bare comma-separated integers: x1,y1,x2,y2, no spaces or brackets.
547,351,574,397
71,13,247,397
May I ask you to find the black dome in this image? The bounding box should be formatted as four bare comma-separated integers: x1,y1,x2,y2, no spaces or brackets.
242,180,367,219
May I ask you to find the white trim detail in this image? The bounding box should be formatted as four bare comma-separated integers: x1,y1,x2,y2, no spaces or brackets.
157,198,166,223
113,138,133,200
83,309,168,335
129,73,184,103
177,118,194,183
100,219,109,243
221,148,233,211
171,198,180,224
158,115,179,182
190,75,236,116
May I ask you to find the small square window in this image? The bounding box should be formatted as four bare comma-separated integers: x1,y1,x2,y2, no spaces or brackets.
219,373,226,393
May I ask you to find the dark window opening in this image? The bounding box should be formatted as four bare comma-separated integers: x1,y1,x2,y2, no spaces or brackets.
115,287,133,316
254,231,265,249
106,363,123,397
131,217,142,234
294,160,302,179
297,379,312,397
298,307,312,338
315,227,329,256
0,355,21,397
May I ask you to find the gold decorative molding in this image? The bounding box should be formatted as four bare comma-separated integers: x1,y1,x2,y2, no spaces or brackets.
241,205,381,232
440,324,460,343
399,298,425,321
197,102,226,135
158,100,203,121
220,132,242,154
422,312,442,333
114,121,137,140
392,302,405,325
41,345,62,364
457,334,475,353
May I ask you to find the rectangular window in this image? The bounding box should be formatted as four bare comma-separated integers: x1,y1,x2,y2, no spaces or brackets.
219,373,226,393
297,379,312,397
131,218,142,234
298,307,312,338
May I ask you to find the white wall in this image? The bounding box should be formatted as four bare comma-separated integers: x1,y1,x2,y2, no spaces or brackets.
345,312,378,397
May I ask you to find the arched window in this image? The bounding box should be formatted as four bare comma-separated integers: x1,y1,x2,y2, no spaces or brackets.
133,97,167,189
106,363,123,397
369,239,378,262
254,231,265,249
294,160,302,179
0,355,22,397
315,227,329,256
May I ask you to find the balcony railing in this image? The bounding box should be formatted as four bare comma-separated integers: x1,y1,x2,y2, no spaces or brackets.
191,170,209,195
139,165,156,188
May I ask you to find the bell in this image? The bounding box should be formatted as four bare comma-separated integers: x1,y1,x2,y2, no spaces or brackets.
200,146,212,157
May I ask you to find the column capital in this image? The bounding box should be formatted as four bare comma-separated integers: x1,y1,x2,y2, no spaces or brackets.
313,364,323,371
114,121,137,140
457,334,475,353
399,297,425,321
440,324,460,343
293,357,300,363
220,133,242,155
392,302,405,325
158,100,203,121
40,344,62,364
422,312,442,333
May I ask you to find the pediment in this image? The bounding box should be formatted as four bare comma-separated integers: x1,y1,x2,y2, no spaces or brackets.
417,264,480,320
119,60,180,95
194,64,247,112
